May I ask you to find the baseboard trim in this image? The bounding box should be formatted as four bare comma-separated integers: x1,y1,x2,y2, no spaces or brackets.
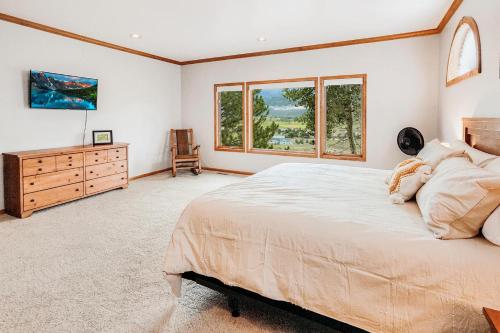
203,166,254,176
126,166,254,182
129,168,171,181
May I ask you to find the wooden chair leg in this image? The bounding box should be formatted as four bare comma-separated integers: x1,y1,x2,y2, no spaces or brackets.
172,162,177,177
191,160,200,175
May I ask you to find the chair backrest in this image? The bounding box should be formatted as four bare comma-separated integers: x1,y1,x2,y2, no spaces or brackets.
170,129,195,155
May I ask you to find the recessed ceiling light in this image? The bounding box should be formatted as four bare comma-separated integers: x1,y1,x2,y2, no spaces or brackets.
130,33,142,39
257,36,267,42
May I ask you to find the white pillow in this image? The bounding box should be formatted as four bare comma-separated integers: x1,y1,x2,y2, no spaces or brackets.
417,139,465,169
485,158,500,173
482,206,500,246
450,140,497,167
416,157,500,239
387,158,431,204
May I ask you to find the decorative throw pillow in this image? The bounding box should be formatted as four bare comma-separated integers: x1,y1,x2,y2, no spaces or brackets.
416,157,500,239
482,206,500,246
387,158,432,204
417,139,465,170
385,158,418,185
450,140,497,167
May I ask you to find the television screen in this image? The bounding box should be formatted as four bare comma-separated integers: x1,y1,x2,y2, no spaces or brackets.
30,70,98,110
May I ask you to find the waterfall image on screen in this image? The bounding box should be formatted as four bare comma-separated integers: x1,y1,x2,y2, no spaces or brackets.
30,70,98,110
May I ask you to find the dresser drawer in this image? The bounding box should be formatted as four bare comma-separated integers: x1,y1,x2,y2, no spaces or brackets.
86,161,128,180
107,147,127,162
24,167,84,194
23,157,57,176
24,182,83,211
86,172,127,195
56,153,83,171
85,150,108,166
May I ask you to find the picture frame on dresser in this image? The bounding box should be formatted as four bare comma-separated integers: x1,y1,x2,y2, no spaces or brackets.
2,143,129,218
93,130,113,146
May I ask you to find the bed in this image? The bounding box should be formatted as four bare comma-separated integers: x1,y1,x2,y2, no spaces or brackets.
164,118,500,333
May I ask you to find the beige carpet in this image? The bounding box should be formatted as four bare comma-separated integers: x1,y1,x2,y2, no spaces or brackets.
0,171,337,333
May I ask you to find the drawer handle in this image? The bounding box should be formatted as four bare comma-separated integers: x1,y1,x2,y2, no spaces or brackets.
68,156,72,159
90,171,94,174
38,168,42,172
30,182,35,186
115,156,119,159
30,199,35,202
95,159,98,162
121,177,125,180
95,153,98,156
69,163,72,167
121,165,124,167
38,160,42,164
116,150,119,152
75,188,79,192
90,185,94,188
75,174,79,177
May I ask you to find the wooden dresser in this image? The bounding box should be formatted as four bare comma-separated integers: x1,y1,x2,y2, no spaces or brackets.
3,143,129,218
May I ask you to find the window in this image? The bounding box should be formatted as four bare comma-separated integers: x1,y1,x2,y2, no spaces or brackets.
247,78,318,157
446,17,481,87
320,75,366,161
214,83,245,152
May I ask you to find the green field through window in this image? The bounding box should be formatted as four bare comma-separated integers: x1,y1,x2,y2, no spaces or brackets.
251,86,315,153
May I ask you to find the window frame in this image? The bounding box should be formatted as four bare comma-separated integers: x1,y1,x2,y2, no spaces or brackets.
246,77,319,158
214,82,246,152
319,74,367,161
446,16,482,87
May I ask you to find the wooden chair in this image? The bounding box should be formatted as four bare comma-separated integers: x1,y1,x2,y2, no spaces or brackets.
169,129,201,177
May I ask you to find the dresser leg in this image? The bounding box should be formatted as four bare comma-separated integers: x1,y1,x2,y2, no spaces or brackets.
21,211,33,218
121,184,129,189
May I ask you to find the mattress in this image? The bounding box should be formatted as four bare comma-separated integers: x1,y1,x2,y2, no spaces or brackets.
164,163,500,332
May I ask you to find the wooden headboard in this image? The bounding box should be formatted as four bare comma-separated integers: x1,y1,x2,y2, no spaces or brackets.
463,118,500,155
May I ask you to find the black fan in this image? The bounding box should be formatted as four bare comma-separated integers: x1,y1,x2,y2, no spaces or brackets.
397,127,424,156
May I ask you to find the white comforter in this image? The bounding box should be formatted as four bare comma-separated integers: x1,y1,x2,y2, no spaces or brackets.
164,163,500,332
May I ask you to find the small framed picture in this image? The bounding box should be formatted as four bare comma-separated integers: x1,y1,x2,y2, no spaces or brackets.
92,130,113,146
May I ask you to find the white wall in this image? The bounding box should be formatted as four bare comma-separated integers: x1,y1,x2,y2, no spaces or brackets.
438,0,500,142
0,21,182,210
181,36,440,173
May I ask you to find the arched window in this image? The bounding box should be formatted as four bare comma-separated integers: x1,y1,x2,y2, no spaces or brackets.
446,17,481,87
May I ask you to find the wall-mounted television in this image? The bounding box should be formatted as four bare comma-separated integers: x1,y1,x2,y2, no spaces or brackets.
29,70,98,110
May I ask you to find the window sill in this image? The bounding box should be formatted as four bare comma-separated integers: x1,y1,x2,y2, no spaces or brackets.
321,153,366,161
247,148,317,158
446,68,480,87
215,147,245,153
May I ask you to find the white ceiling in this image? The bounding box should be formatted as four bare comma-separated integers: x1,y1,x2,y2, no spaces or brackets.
0,0,454,62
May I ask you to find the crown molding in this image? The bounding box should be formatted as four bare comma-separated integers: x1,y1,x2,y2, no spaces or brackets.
0,12,182,65
437,0,463,32
180,28,439,65
0,0,462,66
181,0,463,65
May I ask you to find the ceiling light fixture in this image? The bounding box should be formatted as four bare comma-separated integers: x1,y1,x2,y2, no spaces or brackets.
130,33,142,39
257,36,267,42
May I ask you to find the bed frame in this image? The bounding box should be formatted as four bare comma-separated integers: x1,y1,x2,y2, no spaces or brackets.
463,117,500,155
181,118,499,332
182,271,366,332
